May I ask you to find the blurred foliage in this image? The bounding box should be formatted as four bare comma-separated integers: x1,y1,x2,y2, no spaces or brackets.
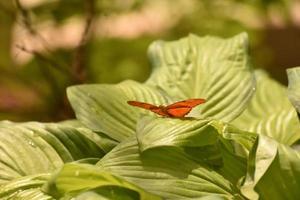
0,0,300,121
87,38,153,83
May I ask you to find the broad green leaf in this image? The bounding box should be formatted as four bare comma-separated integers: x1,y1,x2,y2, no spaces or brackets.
70,189,139,200
146,33,255,122
43,163,161,200
136,117,223,166
287,66,300,113
97,137,244,199
67,80,170,142
232,70,300,145
216,123,257,155
197,196,227,200
216,141,247,185
0,173,53,200
137,116,217,151
241,135,300,200
0,122,116,184
137,117,249,185
213,123,257,184
68,33,255,143
58,119,86,127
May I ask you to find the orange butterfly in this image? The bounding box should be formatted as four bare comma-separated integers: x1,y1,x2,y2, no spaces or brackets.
127,99,206,118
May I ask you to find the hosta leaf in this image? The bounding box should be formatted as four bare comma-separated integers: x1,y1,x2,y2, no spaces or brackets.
241,135,300,200
147,33,255,122
287,66,300,113
44,163,161,200
216,141,247,185
0,174,53,200
68,33,255,143
137,117,249,185
0,122,116,184
136,117,222,166
216,123,257,155
137,116,217,151
97,137,244,199
213,123,258,184
58,119,86,127
232,70,300,145
69,189,141,200
67,80,170,142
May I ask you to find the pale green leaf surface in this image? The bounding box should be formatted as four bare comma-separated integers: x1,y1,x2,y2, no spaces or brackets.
232,70,300,145
58,119,86,127
136,117,223,167
44,163,161,200
0,173,53,200
0,122,116,184
214,122,257,154
97,137,243,199
216,141,247,185
67,80,170,142
146,33,255,122
137,117,248,185
196,196,227,200
287,66,300,113
70,189,138,200
137,116,217,151
241,135,300,200
211,122,256,184
68,33,255,144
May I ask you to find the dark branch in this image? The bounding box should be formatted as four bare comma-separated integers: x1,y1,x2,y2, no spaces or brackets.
71,0,96,84
14,0,36,35
16,45,70,74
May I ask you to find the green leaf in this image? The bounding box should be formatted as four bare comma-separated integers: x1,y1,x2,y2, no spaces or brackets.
68,33,255,143
43,163,161,200
58,120,86,127
287,66,300,113
136,117,222,166
138,117,249,185
216,123,257,155
97,137,244,199
213,123,258,185
241,135,300,200
146,33,255,122
70,189,140,200
0,174,53,200
137,116,217,151
232,70,300,145
0,122,116,184
67,80,170,142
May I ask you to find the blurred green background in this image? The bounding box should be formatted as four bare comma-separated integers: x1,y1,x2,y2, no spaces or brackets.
0,0,300,121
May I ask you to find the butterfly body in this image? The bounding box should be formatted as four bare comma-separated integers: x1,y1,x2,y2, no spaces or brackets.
127,99,206,118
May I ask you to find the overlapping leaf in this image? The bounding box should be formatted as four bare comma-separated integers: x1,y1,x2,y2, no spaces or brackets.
0,122,116,184
214,123,257,184
68,33,255,144
241,135,300,200
137,117,249,185
44,163,161,200
287,66,300,113
136,116,217,151
0,174,53,200
97,136,244,200
67,81,170,142
147,33,255,121
232,70,300,145
136,117,225,169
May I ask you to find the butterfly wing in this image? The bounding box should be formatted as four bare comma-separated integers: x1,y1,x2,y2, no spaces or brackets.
165,98,206,118
127,101,168,116
166,107,192,118
166,99,206,108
